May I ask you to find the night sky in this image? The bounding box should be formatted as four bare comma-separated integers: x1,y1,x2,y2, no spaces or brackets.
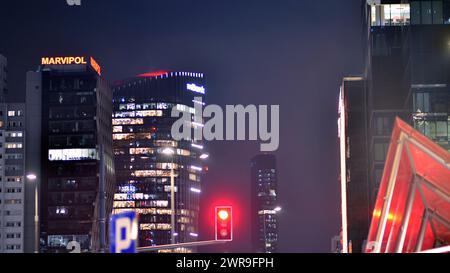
0,0,364,252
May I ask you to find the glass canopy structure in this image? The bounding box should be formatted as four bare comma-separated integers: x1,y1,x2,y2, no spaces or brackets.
365,118,450,253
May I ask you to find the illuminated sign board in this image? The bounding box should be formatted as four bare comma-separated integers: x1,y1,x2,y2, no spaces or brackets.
110,211,138,253
186,83,205,94
41,56,101,76
41,56,87,65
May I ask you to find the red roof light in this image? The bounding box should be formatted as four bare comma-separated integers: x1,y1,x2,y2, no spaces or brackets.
136,70,170,78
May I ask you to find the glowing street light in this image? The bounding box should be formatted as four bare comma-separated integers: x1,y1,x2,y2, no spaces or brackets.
27,174,37,180
26,173,39,253
162,147,175,156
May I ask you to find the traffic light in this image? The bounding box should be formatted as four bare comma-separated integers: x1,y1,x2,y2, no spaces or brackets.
215,206,233,241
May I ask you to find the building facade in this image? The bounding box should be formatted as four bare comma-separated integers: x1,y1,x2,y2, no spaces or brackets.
251,154,279,253
367,0,450,208
112,71,207,251
0,103,26,253
26,56,115,253
340,0,450,252
0,54,27,253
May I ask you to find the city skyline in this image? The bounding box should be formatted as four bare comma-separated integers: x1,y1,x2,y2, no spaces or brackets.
1,0,365,253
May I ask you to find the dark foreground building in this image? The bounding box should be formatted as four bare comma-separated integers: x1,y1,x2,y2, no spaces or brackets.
338,77,371,253
340,0,450,252
111,71,208,252
251,154,279,253
26,56,115,253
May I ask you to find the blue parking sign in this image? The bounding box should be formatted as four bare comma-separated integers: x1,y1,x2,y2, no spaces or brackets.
110,211,138,253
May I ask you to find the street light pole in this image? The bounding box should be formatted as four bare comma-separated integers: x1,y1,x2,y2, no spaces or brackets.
170,162,175,245
162,147,176,245
34,183,38,253
26,174,38,253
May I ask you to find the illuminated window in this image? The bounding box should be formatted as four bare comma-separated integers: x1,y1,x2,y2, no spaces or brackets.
135,200,169,207
113,201,135,208
118,185,136,193
177,148,191,156
115,111,136,118
189,173,197,181
6,143,23,149
176,104,195,114
56,207,68,215
129,147,154,155
142,103,171,110
157,209,172,215
132,170,172,177
140,223,156,230
154,140,177,147
7,111,15,117
113,126,123,133
164,185,178,192
371,4,410,26
48,148,98,161
139,223,171,231
113,133,135,140
7,132,23,138
190,165,202,172
156,163,178,170
112,118,144,125
135,110,163,117
122,103,135,110
114,193,128,200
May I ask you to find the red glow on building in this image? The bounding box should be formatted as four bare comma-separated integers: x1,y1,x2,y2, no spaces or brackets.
365,118,450,253
136,70,170,78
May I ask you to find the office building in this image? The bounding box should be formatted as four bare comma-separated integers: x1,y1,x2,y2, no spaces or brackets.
339,0,450,252
251,154,279,253
112,71,207,251
25,56,115,253
0,55,27,253
366,0,450,207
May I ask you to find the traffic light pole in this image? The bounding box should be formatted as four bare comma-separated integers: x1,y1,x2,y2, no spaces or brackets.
137,240,228,252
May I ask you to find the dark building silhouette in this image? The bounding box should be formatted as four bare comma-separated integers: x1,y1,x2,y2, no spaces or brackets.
26,57,115,253
339,77,371,253
251,154,279,253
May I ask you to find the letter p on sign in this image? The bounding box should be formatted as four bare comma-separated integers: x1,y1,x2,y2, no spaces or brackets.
110,211,138,253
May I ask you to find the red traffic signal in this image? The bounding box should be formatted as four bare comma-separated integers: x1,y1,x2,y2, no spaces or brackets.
215,206,233,241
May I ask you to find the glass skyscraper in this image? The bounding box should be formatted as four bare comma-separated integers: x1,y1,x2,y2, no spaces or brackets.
251,154,279,253
111,71,207,252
